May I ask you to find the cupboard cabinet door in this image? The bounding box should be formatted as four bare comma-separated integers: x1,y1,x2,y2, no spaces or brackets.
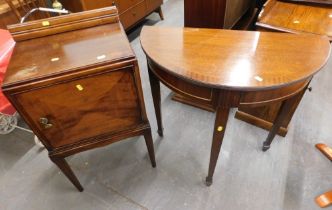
15,67,142,148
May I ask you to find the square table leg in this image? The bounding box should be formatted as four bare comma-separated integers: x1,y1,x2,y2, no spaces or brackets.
206,106,230,186
148,66,164,137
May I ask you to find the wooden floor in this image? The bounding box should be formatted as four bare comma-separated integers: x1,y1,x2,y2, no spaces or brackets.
0,0,332,209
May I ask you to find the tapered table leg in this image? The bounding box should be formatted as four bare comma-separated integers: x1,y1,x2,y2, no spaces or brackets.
148,66,164,136
144,128,157,167
157,7,164,20
206,106,230,186
262,92,303,152
50,156,83,192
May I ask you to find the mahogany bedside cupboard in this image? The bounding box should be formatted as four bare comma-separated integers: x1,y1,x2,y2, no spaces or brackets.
2,7,156,192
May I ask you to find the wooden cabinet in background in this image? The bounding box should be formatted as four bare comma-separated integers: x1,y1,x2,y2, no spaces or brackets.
184,0,256,29
62,0,163,30
2,7,156,192
235,0,332,136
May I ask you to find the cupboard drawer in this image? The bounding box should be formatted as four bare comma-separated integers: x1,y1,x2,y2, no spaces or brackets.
119,0,143,13
120,0,146,29
79,0,142,14
147,0,162,13
81,0,115,10
15,67,142,148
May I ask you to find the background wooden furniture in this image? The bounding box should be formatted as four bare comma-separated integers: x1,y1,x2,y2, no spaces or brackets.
184,0,257,29
141,26,330,186
4,0,49,20
2,7,156,192
256,0,332,40
315,143,332,208
61,0,163,30
281,0,332,5
0,0,49,28
236,0,332,136
0,0,68,29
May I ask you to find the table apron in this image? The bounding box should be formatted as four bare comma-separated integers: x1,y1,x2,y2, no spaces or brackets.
148,59,311,109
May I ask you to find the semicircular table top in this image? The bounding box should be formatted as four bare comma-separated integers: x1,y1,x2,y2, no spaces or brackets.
140,26,331,90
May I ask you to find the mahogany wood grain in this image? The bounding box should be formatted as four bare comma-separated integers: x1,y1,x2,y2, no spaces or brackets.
4,0,49,20
0,10,17,29
0,0,49,28
141,26,330,185
7,6,120,41
175,0,258,108
4,10,130,85
237,0,332,136
184,0,256,29
62,0,164,31
141,27,329,90
2,8,156,191
257,0,332,40
236,79,309,136
120,0,147,29
15,68,142,148
184,0,227,28
281,0,332,5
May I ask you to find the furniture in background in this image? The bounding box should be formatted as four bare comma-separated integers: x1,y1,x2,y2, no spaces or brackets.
140,26,330,186
256,0,332,40
4,0,50,20
0,0,35,28
315,143,332,208
0,0,69,28
2,7,156,192
61,0,163,30
235,0,332,137
184,0,258,30
281,0,332,4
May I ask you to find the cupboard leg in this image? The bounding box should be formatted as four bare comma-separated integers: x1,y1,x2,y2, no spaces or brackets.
148,66,164,137
262,93,301,152
206,106,230,186
144,128,157,168
157,7,164,20
50,156,83,192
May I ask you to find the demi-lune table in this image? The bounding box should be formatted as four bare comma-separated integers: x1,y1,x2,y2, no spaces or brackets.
140,26,330,185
